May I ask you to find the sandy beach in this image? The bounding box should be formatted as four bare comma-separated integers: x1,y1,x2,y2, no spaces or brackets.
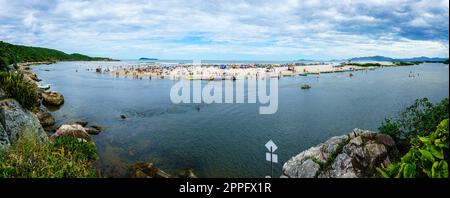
96,63,375,80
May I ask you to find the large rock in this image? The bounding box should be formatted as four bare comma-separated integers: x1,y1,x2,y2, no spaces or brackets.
35,107,55,127
283,129,396,178
42,91,64,106
0,99,48,149
50,124,92,142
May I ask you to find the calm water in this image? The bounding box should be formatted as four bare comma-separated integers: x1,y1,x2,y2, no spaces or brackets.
33,62,449,177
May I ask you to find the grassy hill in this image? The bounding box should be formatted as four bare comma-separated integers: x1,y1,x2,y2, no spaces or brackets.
0,41,114,69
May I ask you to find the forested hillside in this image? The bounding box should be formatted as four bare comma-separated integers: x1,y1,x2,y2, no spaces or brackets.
0,41,113,70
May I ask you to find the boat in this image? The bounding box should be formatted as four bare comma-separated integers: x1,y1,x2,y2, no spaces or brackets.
299,73,308,76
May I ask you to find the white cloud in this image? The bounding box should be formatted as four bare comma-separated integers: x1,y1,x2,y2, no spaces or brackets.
0,0,448,60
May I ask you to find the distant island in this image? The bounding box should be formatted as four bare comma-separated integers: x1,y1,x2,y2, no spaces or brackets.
350,55,448,63
139,57,159,61
0,41,117,68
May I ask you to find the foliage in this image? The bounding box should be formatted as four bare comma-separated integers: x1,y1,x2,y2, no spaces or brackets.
0,132,98,178
0,41,110,63
377,119,449,178
393,62,421,66
346,62,382,67
0,72,39,111
0,57,9,71
379,98,449,154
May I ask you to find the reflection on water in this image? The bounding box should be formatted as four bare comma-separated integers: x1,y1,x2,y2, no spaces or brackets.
34,62,449,177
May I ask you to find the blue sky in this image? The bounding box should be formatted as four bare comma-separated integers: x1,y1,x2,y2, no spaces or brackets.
0,0,448,60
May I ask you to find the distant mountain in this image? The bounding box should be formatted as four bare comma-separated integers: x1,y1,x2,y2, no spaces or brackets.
350,56,394,62
396,56,448,62
139,57,158,61
350,55,448,62
0,41,115,65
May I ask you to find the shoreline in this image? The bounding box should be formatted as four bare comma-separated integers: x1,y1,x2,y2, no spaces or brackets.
95,63,376,80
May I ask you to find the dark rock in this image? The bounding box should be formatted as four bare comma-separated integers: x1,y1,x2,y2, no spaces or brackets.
85,127,101,135
120,115,126,119
35,107,55,127
301,84,311,90
375,133,395,148
131,162,171,178
90,124,105,132
176,168,198,178
75,121,88,127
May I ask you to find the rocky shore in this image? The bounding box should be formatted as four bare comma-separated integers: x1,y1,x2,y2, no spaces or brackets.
282,129,396,178
1,61,191,178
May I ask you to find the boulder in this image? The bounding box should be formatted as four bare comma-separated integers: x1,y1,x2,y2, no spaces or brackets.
42,91,64,106
283,129,396,178
50,124,92,142
0,99,48,149
35,107,55,127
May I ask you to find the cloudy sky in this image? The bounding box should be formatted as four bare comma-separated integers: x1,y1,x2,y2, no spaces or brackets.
0,0,448,60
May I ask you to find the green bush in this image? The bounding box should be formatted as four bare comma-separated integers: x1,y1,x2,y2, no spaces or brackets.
379,98,449,154
0,132,98,178
377,119,449,178
0,57,9,71
0,72,39,111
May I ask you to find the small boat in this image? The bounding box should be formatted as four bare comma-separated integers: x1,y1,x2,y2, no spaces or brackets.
349,73,354,77
38,84,51,90
299,73,308,76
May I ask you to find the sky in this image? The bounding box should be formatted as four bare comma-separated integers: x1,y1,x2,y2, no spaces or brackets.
0,0,448,60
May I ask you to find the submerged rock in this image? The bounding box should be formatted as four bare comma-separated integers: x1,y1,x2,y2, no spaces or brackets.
283,129,396,178
131,162,171,178
35,107,55,127
90,124,105,132
42,91,65,106
176,168,198,178
50,124,92,142
75,121,88,127
301,84,311,90
0,99,48,149
85,127,101,135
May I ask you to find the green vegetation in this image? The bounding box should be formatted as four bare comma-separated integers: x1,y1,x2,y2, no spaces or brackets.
347,62,382,67
0,41,112,67
393,62,421,66
0,72,39,111
0,133,99,178
379,98,449,155
444,59,449,64
377,119,448,178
